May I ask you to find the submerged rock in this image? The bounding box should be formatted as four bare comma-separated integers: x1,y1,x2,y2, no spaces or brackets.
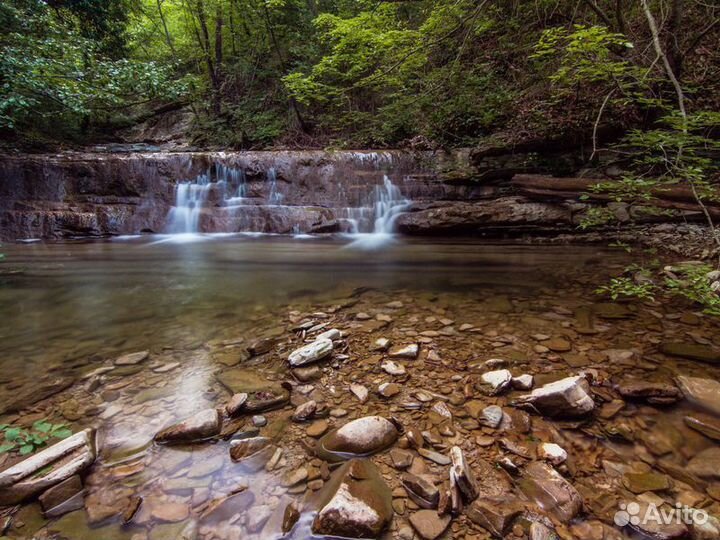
514,376,595,418
684,413,720,441
0,428,97,505
288,338,333,367
409,509,452,540
466,498,523,537
38,475,84,518
617,381,682,405
115,351,149,366
155,409,221,444
661,343,720,364
316,416,399,461
517,461,583,522
225,393,248,417
687,447,720,480
676,376,720,416
311,459,392,538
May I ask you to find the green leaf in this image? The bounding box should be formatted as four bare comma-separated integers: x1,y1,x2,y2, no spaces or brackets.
19,444,35,455
0,443,16,453
51,428,72,439
5,428,22,442
33,421,52,433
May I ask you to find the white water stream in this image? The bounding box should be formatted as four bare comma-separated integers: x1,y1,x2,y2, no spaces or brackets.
165,160,409,248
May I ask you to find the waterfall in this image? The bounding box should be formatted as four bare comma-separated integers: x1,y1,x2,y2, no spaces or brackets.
345,175,409,249
165,165,246,235
166,174,212,234
267,167,284,205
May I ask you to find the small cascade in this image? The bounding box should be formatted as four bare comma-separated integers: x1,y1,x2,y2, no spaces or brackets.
344,175,410,248
166,173,212,234
267,167,284,205
165,164,246,235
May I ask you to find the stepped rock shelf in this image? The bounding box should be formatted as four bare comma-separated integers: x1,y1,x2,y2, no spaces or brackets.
3,148,715,242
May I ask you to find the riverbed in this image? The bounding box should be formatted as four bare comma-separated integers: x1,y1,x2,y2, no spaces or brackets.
1,236,719,539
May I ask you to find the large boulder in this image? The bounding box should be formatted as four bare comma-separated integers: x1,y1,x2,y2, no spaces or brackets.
316,416,399,461
155,409,221,444
0,428,97,505
514,376,594,418
311,459,393,538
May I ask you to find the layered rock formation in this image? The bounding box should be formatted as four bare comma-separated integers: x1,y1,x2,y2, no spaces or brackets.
1,148,716,241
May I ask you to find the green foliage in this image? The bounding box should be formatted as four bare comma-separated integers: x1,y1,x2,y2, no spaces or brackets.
665,264,720,316
0,421,73,456
596,275,656,301
0,0,188,139
533,25,636,87
598,263,720,316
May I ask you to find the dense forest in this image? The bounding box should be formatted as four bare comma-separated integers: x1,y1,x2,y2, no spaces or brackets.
1,0,718,151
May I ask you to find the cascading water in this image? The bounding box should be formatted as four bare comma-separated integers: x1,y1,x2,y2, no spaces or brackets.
345,175,410,249
165,173,212,234
165,164,246,237
267,167,284,205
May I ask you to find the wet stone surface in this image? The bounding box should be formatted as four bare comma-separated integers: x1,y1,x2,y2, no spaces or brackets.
0,241,719,539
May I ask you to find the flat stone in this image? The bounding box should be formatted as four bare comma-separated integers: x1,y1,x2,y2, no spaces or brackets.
292,400,317,422
676,376,720,416
289,338,334,366
307,419,329,438
622,472,672,493
312,459,392,538
401,473,439,508
317,416,399,461
618,381,682,404
229,436,272,461
409,509,451,540
390,449,414,470
225,393,248,416
544,338,572,352
481,369,512,394
155,409,221,444
389,344,419,359
316,328,341,341
381,360,406,375
684,413,720,441
378,382,400,398
518,461,583,522
481,405,503,428
152,502,189,523
115,351,149,366
418,448,450,465
466,498,523,537
292,365,322,382
200,490,255,525
627,501,688,539
687,447,720,480
350,384,369,403
39,475,84,517
661,343,720,364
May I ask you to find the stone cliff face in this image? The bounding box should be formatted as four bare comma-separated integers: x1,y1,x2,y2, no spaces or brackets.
0,148,713,241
